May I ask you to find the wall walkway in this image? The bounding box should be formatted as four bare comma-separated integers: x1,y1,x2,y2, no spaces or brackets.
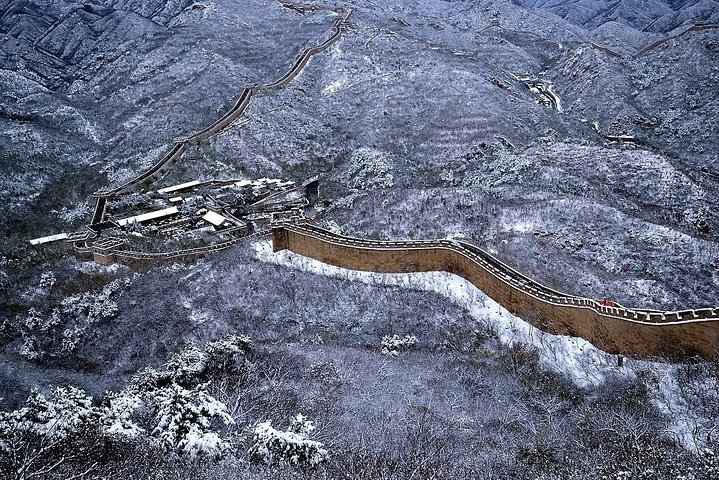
272,224,719,360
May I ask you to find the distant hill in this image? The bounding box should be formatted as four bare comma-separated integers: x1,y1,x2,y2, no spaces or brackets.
512,0,719,32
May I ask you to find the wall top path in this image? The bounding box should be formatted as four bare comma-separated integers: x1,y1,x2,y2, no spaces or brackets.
272,224,719,359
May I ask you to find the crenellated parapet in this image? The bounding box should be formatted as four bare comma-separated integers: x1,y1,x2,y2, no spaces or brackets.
271,224,719,360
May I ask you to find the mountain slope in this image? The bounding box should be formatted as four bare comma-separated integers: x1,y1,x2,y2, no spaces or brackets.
513,0,719,32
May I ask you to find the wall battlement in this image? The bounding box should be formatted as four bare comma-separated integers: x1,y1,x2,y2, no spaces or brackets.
272,224,719,360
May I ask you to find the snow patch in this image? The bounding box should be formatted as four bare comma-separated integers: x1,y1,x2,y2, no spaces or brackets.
322,77,348,95
504,220,534,233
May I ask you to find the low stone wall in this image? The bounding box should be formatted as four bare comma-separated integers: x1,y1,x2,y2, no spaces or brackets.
636,23,719,56
272,225,719,360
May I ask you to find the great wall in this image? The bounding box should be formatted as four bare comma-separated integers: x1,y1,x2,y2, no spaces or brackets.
271,224,719,360
26,1,718,360
636,22,719,56
68,1,352,264
477,18,719,58
90,2,350,203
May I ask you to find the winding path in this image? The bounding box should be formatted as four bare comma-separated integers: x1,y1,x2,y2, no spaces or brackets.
79,0,349,261
636,23,719,57
515,76,562,112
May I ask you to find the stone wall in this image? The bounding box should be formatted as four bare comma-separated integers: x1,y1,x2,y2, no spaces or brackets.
272,225,719,360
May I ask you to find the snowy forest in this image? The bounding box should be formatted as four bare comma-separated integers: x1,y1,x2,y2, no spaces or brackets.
1,0,719,478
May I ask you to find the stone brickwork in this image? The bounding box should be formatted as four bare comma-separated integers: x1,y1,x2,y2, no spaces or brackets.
272,224,719,360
